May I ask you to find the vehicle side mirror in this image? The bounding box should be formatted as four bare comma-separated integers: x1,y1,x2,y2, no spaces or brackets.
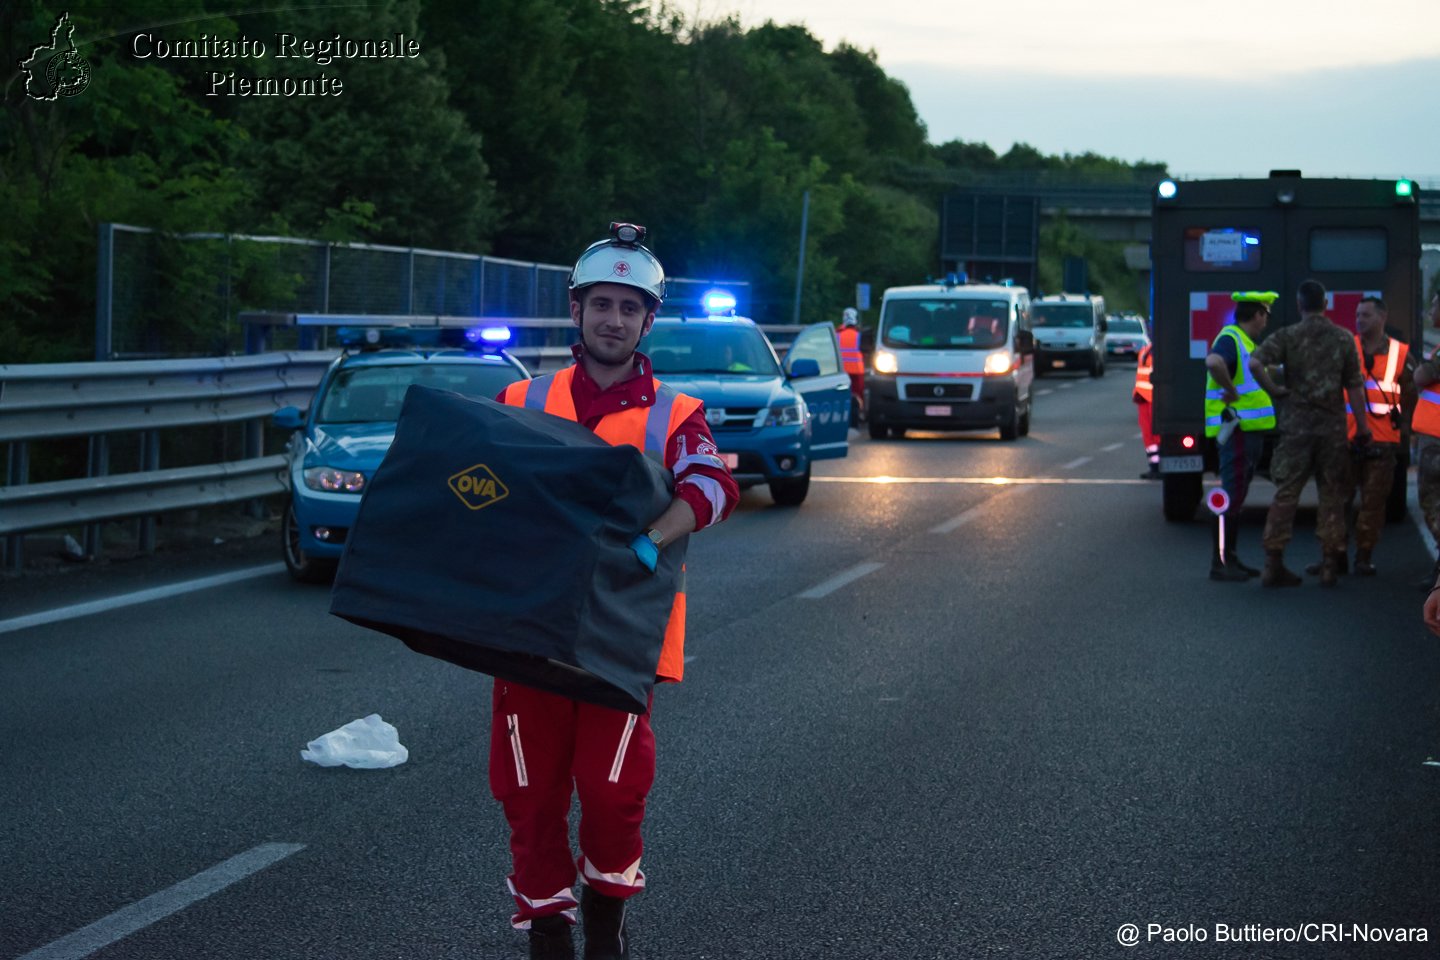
273,405,305,430
787,357,821,379
1016,329,1035,355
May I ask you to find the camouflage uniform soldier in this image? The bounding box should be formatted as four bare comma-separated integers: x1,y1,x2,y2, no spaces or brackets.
1248,279,1371,587
1413,290,1440,571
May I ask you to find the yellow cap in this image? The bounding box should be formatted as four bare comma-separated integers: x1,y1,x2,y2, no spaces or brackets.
1232,291,1279,305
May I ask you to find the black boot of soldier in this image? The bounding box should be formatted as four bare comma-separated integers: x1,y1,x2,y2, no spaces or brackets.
1307,553,1349,577
529,915,575,960
581,886,630,960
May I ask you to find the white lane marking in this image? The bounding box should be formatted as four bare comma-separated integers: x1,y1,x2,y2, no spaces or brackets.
797,562,884,600
1132,432,1143,440
1101,442,1125,452
813,476,1149,486
17,843,305,960
0,563,286,636
1058,383,1073,390
931,502,991,534
1036,388,1054,396
684,655,697,664
1061,457,1093,470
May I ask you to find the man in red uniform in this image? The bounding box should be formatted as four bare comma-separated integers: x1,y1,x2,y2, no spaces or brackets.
838,307,865,427
1133,340,1159,479
491,223,739,960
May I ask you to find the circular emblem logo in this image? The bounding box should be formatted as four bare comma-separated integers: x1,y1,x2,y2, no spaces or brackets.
46,50,91,98
933,386,944,397
612,261,631,277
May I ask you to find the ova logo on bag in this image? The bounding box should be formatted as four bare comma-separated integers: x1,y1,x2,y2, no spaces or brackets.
448,464,509,510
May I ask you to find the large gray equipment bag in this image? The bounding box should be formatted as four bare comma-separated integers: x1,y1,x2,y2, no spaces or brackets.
330,385,686,714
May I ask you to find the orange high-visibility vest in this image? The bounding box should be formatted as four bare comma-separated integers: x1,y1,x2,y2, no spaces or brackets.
500,365,703,683
1133,344,1154,403
838,326,864,375
1345,335,1407,444
1414,348,1440,439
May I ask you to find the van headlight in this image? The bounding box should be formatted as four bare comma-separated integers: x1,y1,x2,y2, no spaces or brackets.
304,467,367,493
873,349,898,374
984,351,1013,375
766,401,805,427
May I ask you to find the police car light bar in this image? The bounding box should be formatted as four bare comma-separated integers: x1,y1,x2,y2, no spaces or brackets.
703,290,737,315
466,325,512,345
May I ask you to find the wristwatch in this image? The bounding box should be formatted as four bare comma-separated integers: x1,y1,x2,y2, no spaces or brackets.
644,528,665,549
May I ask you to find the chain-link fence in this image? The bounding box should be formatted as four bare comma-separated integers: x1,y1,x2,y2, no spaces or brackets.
98,224,749,360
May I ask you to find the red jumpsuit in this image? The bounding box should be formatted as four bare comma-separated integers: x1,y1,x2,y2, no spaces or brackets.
1133,345,1159,471
490,346,738,929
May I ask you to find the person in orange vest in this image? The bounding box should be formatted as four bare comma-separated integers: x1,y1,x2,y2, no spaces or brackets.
1133,339,1159,479
492,223,739,960
1413,289,1440,587
838,307,865,427
1306,296,1415,577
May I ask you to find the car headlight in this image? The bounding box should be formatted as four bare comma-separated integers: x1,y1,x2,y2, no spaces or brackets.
303,467,367,493
984,351,1013,375
873,349,898,374
766,401,805,427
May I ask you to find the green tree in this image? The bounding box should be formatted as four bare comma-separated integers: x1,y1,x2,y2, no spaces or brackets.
234,0,494,252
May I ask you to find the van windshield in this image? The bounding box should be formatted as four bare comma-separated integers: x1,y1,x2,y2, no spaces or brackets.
1032,304,1094,328
881,299,1010,349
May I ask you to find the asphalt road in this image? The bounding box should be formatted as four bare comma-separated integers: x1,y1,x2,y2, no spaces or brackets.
4,364,1439,960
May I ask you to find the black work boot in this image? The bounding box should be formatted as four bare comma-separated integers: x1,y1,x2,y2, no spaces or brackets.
1209,519,1248,581
1354,549,1377,576
1261,550,1302,588
1223,518,1258,577
1307,553,1349,576
580,886,630,960
529,915,575,960
1319,553,1344,588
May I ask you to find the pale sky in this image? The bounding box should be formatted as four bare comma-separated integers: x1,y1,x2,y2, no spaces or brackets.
702,0,1440,178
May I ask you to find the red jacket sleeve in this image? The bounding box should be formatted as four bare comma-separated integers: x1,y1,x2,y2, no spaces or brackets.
665,406,739,530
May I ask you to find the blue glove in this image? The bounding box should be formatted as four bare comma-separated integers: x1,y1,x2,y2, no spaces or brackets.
629,534,659,573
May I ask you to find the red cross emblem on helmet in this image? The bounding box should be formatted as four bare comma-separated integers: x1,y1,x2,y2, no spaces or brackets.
613,261,631,277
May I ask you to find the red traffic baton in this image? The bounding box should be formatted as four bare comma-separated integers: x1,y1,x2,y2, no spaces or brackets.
1206,488,1231,516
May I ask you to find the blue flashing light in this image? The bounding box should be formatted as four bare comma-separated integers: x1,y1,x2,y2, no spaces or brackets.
467,325,512,345
703,290,737,315
1157,179,1178,200
1243,235,1260,246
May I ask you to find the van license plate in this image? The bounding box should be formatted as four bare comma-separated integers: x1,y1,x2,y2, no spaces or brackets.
1051,359,1066,368
924,405,951,417
1160,456,1202,473
721,453,739,469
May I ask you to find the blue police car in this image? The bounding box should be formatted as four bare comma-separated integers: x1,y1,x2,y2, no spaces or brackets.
642,298,850,506
272,326,530,582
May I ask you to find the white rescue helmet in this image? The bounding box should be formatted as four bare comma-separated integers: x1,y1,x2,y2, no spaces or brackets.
842,307,859,326
569,222,666,303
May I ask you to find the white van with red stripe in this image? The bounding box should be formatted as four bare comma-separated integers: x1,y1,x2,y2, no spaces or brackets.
867,278,1036,441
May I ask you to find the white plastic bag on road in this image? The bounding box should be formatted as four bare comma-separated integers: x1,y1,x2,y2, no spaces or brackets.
301,714,409,769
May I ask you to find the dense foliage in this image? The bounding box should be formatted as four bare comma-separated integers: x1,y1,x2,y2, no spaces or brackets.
1,0,1165,361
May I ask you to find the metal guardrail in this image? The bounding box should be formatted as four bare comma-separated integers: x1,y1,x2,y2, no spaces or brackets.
1,317,808,570
0,456,287,537
0,351,336,442
1,352,334,568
